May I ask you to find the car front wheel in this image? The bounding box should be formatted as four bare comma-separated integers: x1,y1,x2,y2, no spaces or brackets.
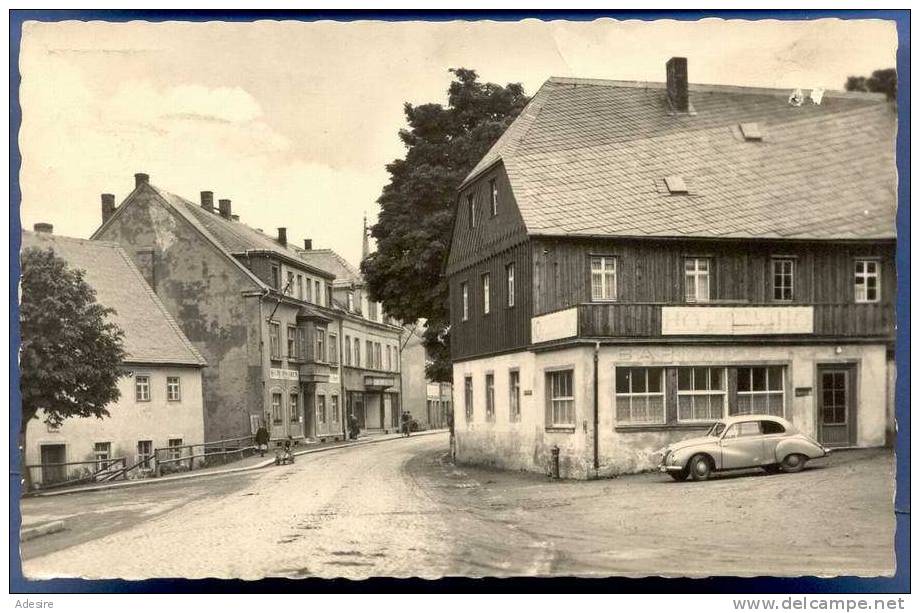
689,454,712,481
781,454,807,473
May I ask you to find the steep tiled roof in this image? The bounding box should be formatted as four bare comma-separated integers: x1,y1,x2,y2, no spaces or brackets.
295,248,363,285
464,78,897,240
21,231,206,366
156,188,335,279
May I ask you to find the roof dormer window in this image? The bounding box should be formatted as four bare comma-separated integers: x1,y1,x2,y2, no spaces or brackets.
664,175,689,194
740,122,763,141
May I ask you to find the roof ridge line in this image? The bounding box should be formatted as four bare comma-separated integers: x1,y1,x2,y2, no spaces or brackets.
545,76,888,101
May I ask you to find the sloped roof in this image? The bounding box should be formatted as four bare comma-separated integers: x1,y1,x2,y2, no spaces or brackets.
21,231,206,367
463,77,897,241
157,188,334,279
295,248,363,285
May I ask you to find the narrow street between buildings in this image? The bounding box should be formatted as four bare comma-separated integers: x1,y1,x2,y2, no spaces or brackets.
21,432,895,580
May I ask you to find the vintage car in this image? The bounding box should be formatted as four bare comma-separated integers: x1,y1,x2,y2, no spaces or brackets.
659,415,830,481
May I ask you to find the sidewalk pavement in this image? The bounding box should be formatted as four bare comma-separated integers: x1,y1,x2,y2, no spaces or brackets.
24,429,449,498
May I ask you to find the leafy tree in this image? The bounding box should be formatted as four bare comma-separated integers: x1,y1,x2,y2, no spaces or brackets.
362,68,529,381
19,247,126,490
845,68,897,101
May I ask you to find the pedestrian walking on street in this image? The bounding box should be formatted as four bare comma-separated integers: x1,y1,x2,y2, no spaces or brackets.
401,410,412,437
255,424,270,457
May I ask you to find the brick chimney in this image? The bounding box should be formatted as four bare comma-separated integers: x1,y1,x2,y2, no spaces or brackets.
277,227,287,246
303,239,312,250
200,191,214,212
101,193,116,224
218,199,232,219
134,172,150,188
33,223,53,234
666,57,690,113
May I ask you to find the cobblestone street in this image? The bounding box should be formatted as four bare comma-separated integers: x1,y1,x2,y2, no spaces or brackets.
20,433,895,579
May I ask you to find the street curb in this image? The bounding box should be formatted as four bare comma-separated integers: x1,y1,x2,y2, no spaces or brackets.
21,520,65,542
25,429,449,498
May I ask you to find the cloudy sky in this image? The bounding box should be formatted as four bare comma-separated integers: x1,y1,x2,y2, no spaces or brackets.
19,17,897,267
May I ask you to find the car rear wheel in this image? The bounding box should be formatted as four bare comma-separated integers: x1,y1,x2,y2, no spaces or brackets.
781,453,807,473
668,468,689,481
689,454,712,481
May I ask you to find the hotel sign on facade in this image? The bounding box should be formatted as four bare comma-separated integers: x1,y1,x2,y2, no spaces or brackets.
661,306,814,336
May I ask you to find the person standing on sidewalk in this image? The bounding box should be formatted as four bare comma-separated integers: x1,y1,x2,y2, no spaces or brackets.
255,424,270,457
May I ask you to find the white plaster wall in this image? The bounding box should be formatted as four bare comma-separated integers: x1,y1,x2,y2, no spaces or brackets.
25,366,205,475
452,342,888,479
453,347,594,478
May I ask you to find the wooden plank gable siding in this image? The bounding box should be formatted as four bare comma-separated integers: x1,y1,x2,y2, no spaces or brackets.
450,241,533,361
532,237,896,314
446,162,530,276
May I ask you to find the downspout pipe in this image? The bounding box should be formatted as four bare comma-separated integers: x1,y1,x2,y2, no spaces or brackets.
593,341,600,476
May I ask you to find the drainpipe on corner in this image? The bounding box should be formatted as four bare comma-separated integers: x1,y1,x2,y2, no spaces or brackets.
339,317,347,441
593,341,600,476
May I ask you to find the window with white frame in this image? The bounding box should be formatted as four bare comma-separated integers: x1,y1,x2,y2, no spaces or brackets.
269,322,281,359
317,394,326,423
354,339,361,367
167,438,183,460
467,194,476,228
506,263,515,307
315,280,322,305
135,375,150,402
286,271,295,295
772,258,795,301
677,367,726,422
547,369,575,427
482,273,491,314
94,442,112,469
461,282,469,321
271,392,284,424
136,440,153,470
684,258,711,303
290,392,300,423
590,256,617,301
464,376,474,421
297,274,304,300
489,179,498,216
485,373,495,420
287,326,298,358
615,367,666,424
854,259,880,303
166,376,181,402
735,366,785,416
366,340,374,368
509,370,521,422
316,328,326,362
331,395,340,423
329,333,338,365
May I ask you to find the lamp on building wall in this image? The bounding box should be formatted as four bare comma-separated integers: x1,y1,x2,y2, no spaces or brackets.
835,346,843,355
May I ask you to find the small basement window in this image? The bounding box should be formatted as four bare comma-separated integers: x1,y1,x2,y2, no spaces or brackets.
664,175,688,194
740,122,763,141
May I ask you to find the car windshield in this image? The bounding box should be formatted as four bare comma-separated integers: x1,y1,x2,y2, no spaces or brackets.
707,422,726,437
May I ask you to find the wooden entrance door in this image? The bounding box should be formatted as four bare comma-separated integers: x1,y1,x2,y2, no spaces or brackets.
40,444,66,485
818,365,857,447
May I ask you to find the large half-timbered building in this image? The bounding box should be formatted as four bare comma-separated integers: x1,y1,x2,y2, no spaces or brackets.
446,58,897,478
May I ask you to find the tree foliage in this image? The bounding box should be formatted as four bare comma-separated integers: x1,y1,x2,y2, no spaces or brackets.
362,68,529,381
20,247,126,431
845,68,897,101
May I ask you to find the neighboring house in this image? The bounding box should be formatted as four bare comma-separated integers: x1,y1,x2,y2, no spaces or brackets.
93,175,341,443
296,235,404,433
446,58,897,479
400,325,452,430
22,226,206,488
